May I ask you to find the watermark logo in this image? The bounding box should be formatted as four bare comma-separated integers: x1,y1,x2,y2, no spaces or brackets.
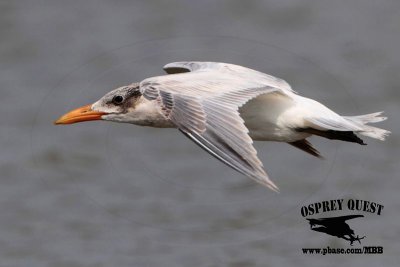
301,199,384,255
307,215,365,245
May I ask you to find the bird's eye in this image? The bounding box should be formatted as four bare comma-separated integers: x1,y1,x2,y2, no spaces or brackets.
112,95,124,105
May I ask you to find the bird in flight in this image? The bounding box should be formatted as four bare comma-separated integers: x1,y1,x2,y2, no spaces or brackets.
55,62,389,191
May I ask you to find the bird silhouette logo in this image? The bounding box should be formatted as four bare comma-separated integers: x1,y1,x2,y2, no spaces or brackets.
307,215,365,245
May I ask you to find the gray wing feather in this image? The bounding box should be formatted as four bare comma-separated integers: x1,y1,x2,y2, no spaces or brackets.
141,81,207,133
163,61,295,94
200,87,279,190
141,73,279,190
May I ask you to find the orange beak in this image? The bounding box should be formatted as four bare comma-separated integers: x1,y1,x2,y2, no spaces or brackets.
54,104,106,125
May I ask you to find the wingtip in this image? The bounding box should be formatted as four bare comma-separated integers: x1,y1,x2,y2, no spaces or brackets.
252,171,280,192
250,175,280,192
264,180,280,193
270,185,280,193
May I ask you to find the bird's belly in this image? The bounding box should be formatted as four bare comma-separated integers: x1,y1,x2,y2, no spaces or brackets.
239,93,311,142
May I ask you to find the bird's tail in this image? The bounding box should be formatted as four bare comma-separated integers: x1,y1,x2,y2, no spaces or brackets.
344,111,390,141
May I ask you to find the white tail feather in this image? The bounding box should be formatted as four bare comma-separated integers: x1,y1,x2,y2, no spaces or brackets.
344,112,390,141
345,111,387,124
359,126,390,140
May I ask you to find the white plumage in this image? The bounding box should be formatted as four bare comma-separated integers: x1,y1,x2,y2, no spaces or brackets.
56,61,390,191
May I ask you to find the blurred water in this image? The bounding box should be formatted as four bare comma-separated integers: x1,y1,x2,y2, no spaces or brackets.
1,1,399,266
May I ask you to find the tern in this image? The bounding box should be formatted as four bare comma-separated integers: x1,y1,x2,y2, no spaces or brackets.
55,62,389,191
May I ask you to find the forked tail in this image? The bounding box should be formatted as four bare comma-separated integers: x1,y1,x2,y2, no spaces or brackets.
344,111,390,140
291,111,390,158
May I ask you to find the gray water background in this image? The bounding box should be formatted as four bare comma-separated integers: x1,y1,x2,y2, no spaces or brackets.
1,1,399,266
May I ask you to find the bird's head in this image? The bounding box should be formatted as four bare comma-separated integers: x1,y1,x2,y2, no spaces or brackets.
54,83,142,125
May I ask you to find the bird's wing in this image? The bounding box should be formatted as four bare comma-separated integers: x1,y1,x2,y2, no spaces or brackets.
140,72,280,191
163,61,296,94
163,61,219,74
